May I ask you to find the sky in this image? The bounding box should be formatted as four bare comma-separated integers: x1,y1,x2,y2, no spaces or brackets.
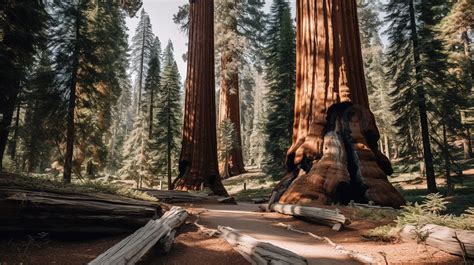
125,0,297,84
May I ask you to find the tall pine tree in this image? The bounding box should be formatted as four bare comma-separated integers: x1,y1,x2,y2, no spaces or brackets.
154,40,182,189
263,0,296,178
131,9,155,114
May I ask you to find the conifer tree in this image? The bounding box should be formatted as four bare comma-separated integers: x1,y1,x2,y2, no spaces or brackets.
107,77,133,172
358,0,395,158
218,119,238,179
50,1,99,182
438,0,473,159
385,0,453,192
131,9,155,114
21,49,60,173
215,0,265,176
119,111,155,188
263,0,296,178
154,40,182,189
0,1,47,171
50,1,129,181
144,37,161,138
174,0,228,195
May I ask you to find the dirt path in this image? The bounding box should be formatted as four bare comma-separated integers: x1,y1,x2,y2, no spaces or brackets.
190,203,360,265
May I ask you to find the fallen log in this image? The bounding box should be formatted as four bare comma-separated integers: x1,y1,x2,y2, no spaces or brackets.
349,201,395,210
276,223,378,264
400,224,474,258
0,188,161,234
144,189,229,203
218,226,308,265
268,203,350,230
89,206,188,265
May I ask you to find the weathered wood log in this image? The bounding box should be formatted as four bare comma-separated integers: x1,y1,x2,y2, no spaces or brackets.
218,226,308,265
349,201,396,210
400,224,474,258
89,206,188,265
276,223,378,264
0,188,161,234
217,196,236,204
269,203,350,230
144,189,232,204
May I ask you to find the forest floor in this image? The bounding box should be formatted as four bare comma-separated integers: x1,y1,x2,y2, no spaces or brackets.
1,167,472,264
187,202,462,265
0,201,464,264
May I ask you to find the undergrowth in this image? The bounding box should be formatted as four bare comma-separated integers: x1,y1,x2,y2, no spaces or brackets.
363,193,474,242
0,172,157,202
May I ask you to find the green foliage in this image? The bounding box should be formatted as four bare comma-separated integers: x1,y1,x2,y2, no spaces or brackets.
218,119,238,179
262,0,296,179
152,40,182,180
118,112,155,188
364,193,474,242
131,8,155,111
0,0,48,170
352,208,398,222
232,187,273,201
383,0,469,174
0,173,157,202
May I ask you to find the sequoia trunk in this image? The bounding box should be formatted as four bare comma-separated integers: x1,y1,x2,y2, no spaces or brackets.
274,0,405,208
218,52,246,177
174,0,228,196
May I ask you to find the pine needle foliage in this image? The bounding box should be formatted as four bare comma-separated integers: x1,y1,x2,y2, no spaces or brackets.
218,118,238,179
262,0,296,179
364,193,474,242
152,40,182,187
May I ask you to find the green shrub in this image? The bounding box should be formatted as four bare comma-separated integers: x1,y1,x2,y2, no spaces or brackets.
363,193,474,242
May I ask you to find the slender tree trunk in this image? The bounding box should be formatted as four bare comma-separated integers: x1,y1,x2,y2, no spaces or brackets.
274,0,404,208
443,124,453,195
137,19,147,114
408,0,437,193
0,80,20,171
174,0,228,196
63,13,81,184
167,94,172,190
8,101,21,162
218,52,246,177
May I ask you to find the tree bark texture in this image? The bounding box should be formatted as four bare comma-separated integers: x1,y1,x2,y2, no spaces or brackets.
218,52,246,177
276,0,405,208
175,0,228,196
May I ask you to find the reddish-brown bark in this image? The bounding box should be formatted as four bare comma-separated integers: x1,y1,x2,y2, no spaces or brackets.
174,0,228,196
218,52,246,177
276,0,405,208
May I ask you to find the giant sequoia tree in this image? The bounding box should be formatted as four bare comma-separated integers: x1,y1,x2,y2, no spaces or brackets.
273,0,405,208
215,0,245,177
173,0,227,196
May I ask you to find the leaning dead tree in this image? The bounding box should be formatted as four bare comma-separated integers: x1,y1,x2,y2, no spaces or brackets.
173,0,228,196
273,0,405,208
